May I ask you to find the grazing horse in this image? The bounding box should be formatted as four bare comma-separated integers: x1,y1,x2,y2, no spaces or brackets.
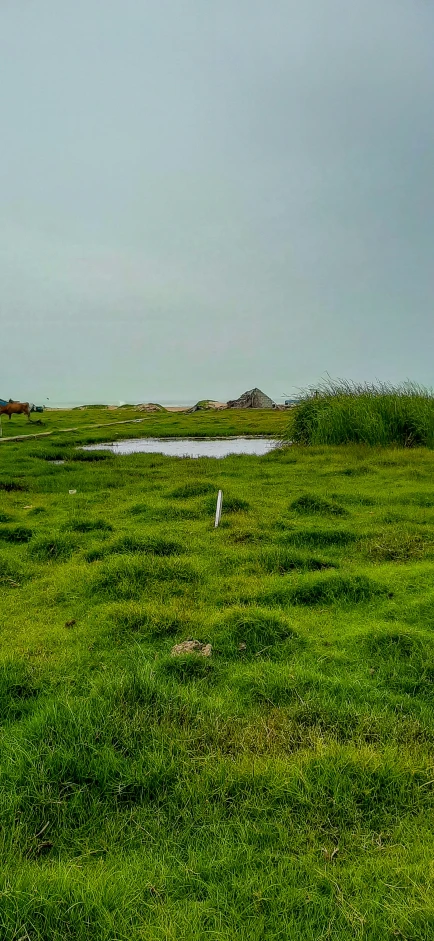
0,401,32,421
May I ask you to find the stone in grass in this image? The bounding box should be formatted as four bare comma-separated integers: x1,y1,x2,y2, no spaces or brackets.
171,640,212,657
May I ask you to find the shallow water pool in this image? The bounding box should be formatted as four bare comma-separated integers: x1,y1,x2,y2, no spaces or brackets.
83,437,279,458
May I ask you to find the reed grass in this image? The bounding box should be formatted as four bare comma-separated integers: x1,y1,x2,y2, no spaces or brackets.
291,379,434,447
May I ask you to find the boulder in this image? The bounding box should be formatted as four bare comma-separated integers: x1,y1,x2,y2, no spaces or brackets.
227,388,275,409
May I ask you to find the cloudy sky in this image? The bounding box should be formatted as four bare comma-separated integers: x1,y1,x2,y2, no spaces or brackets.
1,0,433,404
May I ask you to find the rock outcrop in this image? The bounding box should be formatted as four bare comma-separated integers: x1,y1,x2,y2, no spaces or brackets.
227,388,275,409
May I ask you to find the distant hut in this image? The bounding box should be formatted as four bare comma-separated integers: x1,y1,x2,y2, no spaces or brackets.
226,388,275,409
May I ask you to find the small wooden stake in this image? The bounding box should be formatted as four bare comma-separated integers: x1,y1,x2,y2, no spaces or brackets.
214,490,223,528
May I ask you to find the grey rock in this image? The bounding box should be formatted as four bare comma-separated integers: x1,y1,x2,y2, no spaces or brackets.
227,387,275,409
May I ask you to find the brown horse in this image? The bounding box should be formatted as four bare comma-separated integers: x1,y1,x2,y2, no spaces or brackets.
0,401,32,421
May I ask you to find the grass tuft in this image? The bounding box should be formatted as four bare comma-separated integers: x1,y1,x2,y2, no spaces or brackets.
0,525,33,543
0,659,41,722
365,531,429,562
290,493,348,516
28,533,75,561
212,607,300,658
128,502,149,515
68,518,113,533
170,481,215,498
262,572,385,606
101,534,184,557
91,554,200,599
158,654,217,683
277,527,356,548
70,450,114,462
205,494,250,513
0,480,27,491
104,601,194,637
259,547,336,574
366,629,419,659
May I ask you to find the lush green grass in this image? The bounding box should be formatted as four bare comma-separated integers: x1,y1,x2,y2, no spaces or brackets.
292,380,434,447
0,417,433,939
0,405,289,443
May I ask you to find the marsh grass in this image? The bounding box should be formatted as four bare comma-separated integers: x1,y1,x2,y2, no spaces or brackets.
0,413,433,939
292,379,434,447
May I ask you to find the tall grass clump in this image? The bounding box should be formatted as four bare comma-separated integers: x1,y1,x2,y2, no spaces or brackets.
291,379,434,447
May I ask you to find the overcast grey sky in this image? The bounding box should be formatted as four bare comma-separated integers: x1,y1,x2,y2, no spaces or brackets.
1,0,433,404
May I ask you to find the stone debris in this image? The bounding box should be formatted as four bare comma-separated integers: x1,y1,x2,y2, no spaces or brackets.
171,640,212,657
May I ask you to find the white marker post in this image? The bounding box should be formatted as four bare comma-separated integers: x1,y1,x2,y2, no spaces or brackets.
214,490,223,528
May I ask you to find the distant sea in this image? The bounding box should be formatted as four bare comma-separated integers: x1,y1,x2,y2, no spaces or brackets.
46,400,197,409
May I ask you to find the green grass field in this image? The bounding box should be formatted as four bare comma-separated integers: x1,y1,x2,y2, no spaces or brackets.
0,405,289,443
0,411,433,939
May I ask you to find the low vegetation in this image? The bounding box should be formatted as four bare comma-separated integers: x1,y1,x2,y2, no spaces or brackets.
0,411,433,939
292,379,434,447
0,404,289,443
